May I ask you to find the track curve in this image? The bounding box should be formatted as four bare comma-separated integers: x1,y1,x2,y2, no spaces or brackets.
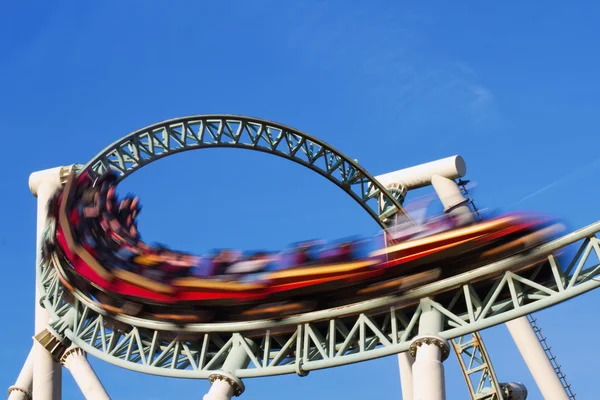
36,114,600,379
79,114,410,226
40,218,600,378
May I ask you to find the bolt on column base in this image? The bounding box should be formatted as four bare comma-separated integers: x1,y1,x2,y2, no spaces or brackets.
409,335,450,361
208,372,245,397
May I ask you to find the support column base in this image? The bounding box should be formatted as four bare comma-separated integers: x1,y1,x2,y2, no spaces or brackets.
34,328,69,362
60,346,86,364
408,335,450,361
208,372,245,397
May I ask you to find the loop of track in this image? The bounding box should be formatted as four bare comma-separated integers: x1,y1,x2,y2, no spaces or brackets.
79,114,410,227
37,114,600,378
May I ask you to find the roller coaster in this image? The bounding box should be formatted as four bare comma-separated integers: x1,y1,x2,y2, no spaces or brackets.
10,115,599,400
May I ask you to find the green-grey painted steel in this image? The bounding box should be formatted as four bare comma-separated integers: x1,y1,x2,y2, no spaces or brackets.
450,199,506,400
34,115,600,384
38,215,600,378
451,332,504,400
77,115,409,227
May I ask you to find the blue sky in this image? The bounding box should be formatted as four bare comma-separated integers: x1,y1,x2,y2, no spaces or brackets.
2,0,600,398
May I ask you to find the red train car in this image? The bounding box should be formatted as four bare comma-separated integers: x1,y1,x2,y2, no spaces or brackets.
47,171,562,323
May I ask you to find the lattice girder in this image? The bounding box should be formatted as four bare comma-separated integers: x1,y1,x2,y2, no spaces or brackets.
38,218,600,378
80,115,409,227
451,332,504,400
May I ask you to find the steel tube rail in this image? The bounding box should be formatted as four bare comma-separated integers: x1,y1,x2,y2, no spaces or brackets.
49,219,600,334
35,217,600,379
27,115,600,386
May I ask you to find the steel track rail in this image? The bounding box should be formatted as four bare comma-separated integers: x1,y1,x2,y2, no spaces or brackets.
77,114,411,227
34,115,600,383
47,219,600,332
39,218,600,378
451,332,504,400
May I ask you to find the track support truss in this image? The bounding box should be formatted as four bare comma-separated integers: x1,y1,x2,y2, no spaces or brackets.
17,115,596,400
35,219,600,379
83,115,410,226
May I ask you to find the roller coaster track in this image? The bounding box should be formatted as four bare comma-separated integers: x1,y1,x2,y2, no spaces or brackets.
36,115,600,395
41,214,600,379
452,183,505,400
451,332,503,400
457,182,575,399
81,115,411,226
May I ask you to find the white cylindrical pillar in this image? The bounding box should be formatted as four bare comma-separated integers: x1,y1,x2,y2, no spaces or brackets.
505,316,569,400
61,346,110,400
30,167,65,400
431,175,475,226
412,343,446,400
203,339,250,400
409,305,448,400
204,380,236,400
374,156,467,190
397,352,414,400
8,348,33,400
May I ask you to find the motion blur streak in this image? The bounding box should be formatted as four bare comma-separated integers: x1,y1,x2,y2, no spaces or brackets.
41,170,564,324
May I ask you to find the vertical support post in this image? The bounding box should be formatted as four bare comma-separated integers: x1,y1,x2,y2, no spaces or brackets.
29,166,66,400
431,175,476,226
8,347,34,400
397,353,414,400
60,346,111,400
204,337,251,400
505,316,569,400
409,301,449,400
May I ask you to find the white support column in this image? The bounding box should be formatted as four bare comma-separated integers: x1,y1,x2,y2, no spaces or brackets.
30,166,67,400
431,175,475,226
8,348,33,400
505,316,569,400
409,302,449,400
374,156,466,190
60,346,110,400
397,352,414,400
204,340,250,400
